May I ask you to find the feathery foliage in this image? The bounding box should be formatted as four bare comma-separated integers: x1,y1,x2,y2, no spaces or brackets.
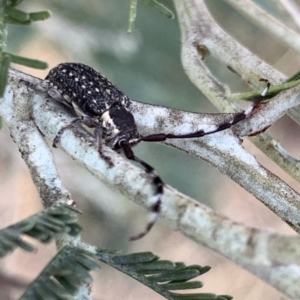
20,245,99,300
0,200,232,299
17,244,233,300
96,250,233,300
0,202,82,257
229,78,300,103
0,0,50,97
128,0,174,32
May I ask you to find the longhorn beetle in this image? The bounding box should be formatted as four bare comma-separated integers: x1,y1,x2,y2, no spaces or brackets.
38,63,270,241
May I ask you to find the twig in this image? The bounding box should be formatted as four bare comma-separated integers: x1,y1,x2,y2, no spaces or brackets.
223,0,300,56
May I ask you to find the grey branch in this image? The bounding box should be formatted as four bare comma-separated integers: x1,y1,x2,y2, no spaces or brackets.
1,71,92,299
172,1,300,299
2,62,300,299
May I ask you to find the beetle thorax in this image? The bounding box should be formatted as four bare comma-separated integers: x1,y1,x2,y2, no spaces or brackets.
101,104,140,149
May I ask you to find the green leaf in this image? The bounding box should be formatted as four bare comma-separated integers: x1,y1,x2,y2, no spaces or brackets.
149,269,200,283
141,0,174,19
160,281,203,290
36,281,65,300
4,52,48,69
217,296,233,300
76,253,100,271
128,0,138,33
184,265,211,275
229,79,300,103
169,292,219,300
8,0,24,7
0,203,82,257
133,260,175,273
95,249,232,300
53,275,79,295
174,262,186,270
3,16,31,24
285,70,300,82
111,251,157,264
4,6,30,22
29,11,51,22
0,54,11,97
0,229,34,255
128,0,174,32
20,246,99,299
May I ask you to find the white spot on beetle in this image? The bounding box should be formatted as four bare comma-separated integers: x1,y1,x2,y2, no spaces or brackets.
101,111,119,135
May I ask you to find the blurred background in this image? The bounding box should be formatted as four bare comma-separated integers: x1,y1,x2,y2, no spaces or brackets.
1,0,300,299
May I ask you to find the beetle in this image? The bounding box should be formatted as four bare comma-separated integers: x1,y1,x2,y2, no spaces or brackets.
38,63,270,240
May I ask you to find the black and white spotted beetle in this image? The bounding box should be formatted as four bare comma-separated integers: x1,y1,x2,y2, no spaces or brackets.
38,63,270,241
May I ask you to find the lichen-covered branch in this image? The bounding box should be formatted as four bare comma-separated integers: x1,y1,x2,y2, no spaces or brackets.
0,73,71,207
3,67,300,298
0,70,92,299
173,0,285,88
251,133,300,183
172,0,300,298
